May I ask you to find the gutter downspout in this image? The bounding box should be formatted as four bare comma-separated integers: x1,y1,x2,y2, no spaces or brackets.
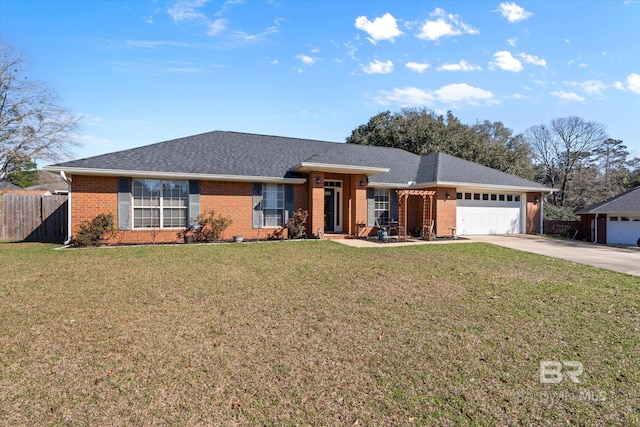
594,213,598,244
540,196,544,235
60,171,72,245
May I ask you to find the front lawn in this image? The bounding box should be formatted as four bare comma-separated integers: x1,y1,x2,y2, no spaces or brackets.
0,241,638,425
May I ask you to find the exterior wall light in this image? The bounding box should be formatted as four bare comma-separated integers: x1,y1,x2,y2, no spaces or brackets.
315,176,321,185
446,193,451,199
359,178,365,187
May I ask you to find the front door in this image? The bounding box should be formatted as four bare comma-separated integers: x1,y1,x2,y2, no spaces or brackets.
324,189,335,232
324,181,343,232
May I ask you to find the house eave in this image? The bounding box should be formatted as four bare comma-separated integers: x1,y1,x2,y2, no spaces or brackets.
577,209,639,215
42,166,307,184
410,181,555,193
292,162,389,175
367,182,412,189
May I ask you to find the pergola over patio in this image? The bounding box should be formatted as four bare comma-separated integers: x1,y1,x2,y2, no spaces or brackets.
397,189,436,241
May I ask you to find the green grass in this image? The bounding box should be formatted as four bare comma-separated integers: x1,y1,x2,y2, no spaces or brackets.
0,241,639,426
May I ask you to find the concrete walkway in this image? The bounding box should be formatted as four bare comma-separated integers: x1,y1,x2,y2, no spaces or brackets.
470,234,640,277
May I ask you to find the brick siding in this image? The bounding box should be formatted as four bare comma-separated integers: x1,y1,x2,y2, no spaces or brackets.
70,176,311,244
526,192,541,234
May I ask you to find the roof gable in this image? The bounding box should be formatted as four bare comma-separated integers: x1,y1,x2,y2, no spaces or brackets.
418,152,547,189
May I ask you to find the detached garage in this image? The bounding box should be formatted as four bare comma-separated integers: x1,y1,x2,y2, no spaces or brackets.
578,186,640,246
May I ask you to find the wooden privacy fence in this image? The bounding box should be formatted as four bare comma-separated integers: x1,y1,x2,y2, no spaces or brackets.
544,220,584,239
0,194,68,242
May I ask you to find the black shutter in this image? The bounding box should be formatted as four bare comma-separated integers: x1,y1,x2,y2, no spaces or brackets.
285,184,294,222
391,189,399,222
188,180,200,226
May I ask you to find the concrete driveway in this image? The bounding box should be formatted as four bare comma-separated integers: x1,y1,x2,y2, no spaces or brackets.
471,235,640,277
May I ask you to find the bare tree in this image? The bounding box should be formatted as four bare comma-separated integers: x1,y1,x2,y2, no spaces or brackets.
525,116,607,207
0,44,80,180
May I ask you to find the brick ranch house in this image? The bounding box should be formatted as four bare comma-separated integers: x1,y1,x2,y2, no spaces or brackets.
44,131,551,244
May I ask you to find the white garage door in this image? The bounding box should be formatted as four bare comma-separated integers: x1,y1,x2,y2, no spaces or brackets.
607,215,640,246
456,193,522,235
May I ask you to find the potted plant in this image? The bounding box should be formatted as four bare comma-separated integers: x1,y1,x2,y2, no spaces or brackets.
177,224,196,244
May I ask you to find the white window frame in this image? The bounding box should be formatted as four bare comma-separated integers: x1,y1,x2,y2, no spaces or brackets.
261,183,284,228
374,188,390,226
132,179,188,229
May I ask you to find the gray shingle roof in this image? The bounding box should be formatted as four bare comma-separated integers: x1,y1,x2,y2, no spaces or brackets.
577,186,640,214
46,130,548,190
412,152,549,189
0,181,21,191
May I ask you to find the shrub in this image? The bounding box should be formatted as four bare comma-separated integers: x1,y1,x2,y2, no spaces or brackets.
193,210,233,242
269,209,309,240
73,213,116,246
543,203,578,221
284,208,308,239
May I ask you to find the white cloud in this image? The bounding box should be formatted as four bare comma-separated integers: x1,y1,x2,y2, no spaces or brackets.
497,2,533,23
416,8,479,41
354,13,403,43
437,60,481,72
519,52,546,67
551,90,586,102
376,83,496,108
507,37,517,47
231,21,279,43
168,0,209,22
583,80,606,95
613,81,625,91
565,79,607,96
569,80,607,95
511,93,529,99
301,109,319,119
405,62,430,73
270,59,278,65
491,51,523,72
435,83,495,105
376,87,433,106
296,54,316,65
344,42,358,60
207,18,228,35
84,115,109,128
162,67,205,73
362,59,394,74
168,0,277,43
123,40,190,49
627,73,640,95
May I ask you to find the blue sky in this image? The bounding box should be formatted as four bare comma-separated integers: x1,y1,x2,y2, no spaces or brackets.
2,0,639,163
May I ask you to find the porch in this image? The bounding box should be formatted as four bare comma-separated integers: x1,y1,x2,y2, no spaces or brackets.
305,171,438,242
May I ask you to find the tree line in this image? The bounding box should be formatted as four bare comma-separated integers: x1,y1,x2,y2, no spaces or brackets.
346,108,639,219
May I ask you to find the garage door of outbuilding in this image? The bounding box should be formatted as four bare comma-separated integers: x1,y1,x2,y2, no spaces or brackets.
456,192,523,235
607,215,640,246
